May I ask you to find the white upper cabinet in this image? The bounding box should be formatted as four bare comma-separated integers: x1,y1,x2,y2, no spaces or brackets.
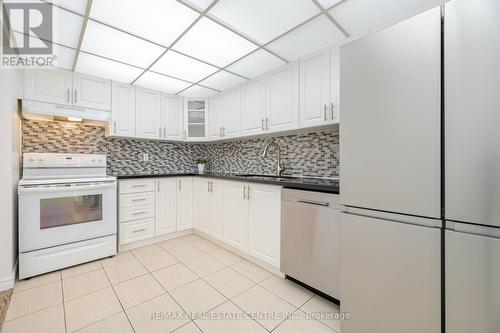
110,82,135,137
136,87,162,140
24,69,112,111
222,86,241,138
266,61,299,133
330,45,340,123
72,73,111,110
156,178,177,236
300,46,337,128
177,177,193,231
24,69,74,106
241,76,267,136
161,95,184,141
185,98,207,141
208,93,224,139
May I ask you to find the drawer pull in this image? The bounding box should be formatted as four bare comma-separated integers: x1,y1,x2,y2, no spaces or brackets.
296,199,330,207
131,184,146,188
132,211,147,215
132,228,146,234
132,198,147,202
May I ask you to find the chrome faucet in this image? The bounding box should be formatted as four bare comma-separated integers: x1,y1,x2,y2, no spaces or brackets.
262,142,285,176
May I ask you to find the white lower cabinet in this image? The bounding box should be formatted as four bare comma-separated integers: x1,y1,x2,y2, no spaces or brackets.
177,177,193,231
207,179,224,240
248,184,281,267
156,178,177,236
193,178,209,233
223,181,249,251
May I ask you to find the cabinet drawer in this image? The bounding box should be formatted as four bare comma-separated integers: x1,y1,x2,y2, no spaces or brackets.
119,179,155,194
120,192,155,208
119,218,154,245
119,205,155,223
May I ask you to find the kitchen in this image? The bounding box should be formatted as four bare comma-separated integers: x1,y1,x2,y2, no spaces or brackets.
0,0,499,332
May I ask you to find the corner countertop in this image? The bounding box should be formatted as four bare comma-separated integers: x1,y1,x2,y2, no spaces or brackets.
114,172,340,194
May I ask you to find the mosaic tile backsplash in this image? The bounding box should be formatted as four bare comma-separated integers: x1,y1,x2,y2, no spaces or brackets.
21,119,339,178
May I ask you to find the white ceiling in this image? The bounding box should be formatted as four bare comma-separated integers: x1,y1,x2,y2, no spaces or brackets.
5,0,445,97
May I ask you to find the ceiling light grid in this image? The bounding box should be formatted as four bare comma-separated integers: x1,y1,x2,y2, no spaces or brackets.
72,0,93,70
311,0,349,36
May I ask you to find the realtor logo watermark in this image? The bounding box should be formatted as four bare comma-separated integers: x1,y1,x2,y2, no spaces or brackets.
2,2,56,68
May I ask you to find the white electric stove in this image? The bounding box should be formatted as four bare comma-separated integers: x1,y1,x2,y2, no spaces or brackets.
18,153,117,279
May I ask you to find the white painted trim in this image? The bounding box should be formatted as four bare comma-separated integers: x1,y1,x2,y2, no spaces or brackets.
118,229,194,252
0,259,17,292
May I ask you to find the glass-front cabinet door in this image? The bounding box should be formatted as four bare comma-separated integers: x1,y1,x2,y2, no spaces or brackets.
184,98,207,140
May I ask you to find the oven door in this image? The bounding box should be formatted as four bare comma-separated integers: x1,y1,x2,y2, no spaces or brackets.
18,181,117,252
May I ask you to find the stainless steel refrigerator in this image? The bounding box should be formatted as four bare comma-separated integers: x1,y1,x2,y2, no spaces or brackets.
339,6,442,333
340,0,500,332
444,0,500,332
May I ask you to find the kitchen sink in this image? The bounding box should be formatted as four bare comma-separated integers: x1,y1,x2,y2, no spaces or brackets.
233,174,300,181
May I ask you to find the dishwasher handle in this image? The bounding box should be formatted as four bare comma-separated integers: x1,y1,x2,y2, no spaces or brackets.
295,199,330,207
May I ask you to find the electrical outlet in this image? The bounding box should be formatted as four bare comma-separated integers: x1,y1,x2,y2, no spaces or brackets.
142,153,149,162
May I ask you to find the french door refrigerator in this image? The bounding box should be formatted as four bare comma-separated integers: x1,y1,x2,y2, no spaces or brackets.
445,0,500,332
339,6,442,333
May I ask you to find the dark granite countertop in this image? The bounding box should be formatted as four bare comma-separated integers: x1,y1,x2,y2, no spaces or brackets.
115,172,339,194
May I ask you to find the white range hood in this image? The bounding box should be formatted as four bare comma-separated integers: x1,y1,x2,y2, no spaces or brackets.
21,100,110,125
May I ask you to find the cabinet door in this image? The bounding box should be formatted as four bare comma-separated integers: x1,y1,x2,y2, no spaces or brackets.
110,82,135,137
340,212,441,333
177,177,193,231
222,86,241,138
207,180,224,240
241,76,266,136
162,95,183,141
299,47,330,128
185,99,207,140
73,73,111,110
223,181,249,251
248,184,281,268
24,69,72,105
136,87,161,140
156,179,177,236
193,178,208,233
330,45,340,124
266,62,299,133
208,94,223,140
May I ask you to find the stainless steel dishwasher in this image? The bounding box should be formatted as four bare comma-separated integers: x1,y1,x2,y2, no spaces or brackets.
281,188,341,300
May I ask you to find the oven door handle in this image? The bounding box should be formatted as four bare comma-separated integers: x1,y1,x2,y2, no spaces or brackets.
18,182,116,194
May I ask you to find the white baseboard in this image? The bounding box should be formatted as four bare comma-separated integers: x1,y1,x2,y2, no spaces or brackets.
118,229,194,252
0,259,18,292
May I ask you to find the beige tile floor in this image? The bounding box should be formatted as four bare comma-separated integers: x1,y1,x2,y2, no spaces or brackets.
2,234,341,333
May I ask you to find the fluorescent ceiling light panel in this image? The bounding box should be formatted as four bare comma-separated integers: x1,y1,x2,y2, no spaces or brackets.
199,70,246,90
181,0,214,11
227,49,285,79
135,71,191,94
151,51,218,83
90,0,199,47
76,52,144,83
8,4,83,48
267,15,344,60
179,85,218,97
317,0,342,9
81,20,166,68
173,17,258,67
45,0,88,14
329,0,446,38
209,0,320,44
11,31,75,69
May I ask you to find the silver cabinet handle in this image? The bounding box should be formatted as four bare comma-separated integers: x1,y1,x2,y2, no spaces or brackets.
132,211,147,216
265,118,269,130
243,185,247,199
330,102,335,121
261,118,265,131
113,121,117,134
247,186,251,200
163,127,166,138
222,127,225,137
211,182,213,192
132,228,146,234
219,127,222,137
157,180,160,192
67,88,70,103
324,104,328,121
159,127,162,138
296,199,330,207
131,184,146,188
74,90,77,104
208,181,210,193
132,198,147,202
179,179,181,191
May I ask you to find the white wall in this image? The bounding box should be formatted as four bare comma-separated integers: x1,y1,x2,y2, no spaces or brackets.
0,65,21,291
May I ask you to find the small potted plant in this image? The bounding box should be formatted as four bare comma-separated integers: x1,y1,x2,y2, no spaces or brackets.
196,158,208,174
